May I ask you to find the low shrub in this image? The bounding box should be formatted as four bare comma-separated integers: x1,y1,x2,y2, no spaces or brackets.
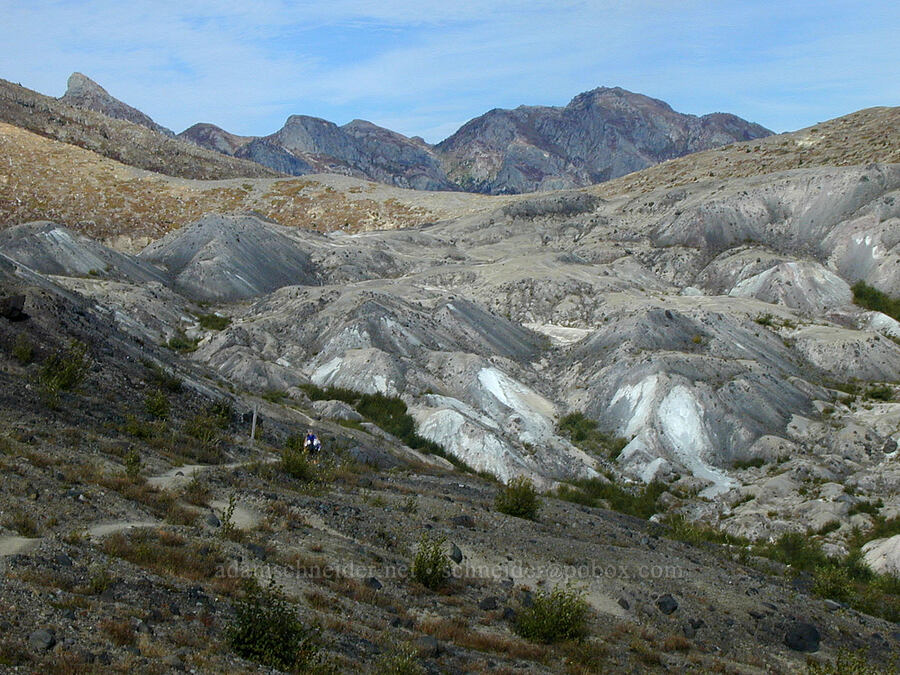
142,359,182,392
411,533,452,590
144,389,170,420
851,281,900,321
495,475,541,520
515,583,590,643
556,479,665,520
38,340,89,404
733,456,765,470
557,412,628,460
373,639,424,675
12,334,34,364
165,331,199,353
281,449,316,482
196,313,231,330
227,577,320,671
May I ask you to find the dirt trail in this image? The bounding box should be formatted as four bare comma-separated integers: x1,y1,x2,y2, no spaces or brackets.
0,458,273,557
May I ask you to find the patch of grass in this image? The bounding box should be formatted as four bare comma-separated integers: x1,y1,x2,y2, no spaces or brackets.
373,639,424,675
196,313,231,330
815,520,841,536
556,478,665,520
281,449,317,482
807,649,893,674
12,334,34,364
732,456,765,470
755,313,775,327
515,583,590,643
865,385,894,402
851,281,900,321
557,412,628,460
495,475,541,520
848,499,883,516
663,514,749,547
141,359,182,392
263,389,287,404
411,532,452,590
102,528,222,580
227,577,322,672
165,330,199,353
3,511,39,537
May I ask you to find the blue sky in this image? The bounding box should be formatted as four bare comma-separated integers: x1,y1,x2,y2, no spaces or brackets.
1,1,897,143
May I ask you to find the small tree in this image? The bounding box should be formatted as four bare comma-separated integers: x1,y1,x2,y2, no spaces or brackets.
227,577,320,671
411,533,452,590
495,475,541,520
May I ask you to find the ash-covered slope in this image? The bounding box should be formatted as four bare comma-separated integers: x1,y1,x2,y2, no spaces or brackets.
0,221,167,284
435,87,772,194
138,214,320,302
59,72,174,137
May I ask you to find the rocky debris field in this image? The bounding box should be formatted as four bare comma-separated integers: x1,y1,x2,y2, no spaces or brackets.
1,261,898,673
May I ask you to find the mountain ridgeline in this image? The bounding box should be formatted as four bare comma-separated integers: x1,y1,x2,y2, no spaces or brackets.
20,69,765,193
179,85,771,193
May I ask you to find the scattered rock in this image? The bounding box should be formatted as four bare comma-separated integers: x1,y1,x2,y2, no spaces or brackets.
29,629,56,651
478,596,500,611
656,594,679,615
365,577,383,591
54,553,73,567
162,654,184,670
617,597,630,610
824,599,843,612
417,635,442,658
448,542,463,564
784,622,821,652
0,294,27,321
205,514,221,527
451,515,476,529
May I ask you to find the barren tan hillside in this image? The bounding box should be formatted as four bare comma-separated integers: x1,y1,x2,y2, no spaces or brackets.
594,106,900,197
0,122,497,249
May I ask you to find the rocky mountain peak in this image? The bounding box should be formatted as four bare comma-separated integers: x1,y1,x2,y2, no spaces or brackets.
60,71,174,137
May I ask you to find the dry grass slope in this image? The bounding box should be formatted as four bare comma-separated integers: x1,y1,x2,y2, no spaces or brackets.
0,122,497,248
0,78,278,180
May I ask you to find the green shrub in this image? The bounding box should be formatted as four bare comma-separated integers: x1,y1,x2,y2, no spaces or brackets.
753,531,829,570
851,281,900,321
227,577,320,671
373,639,424,675
281,449,316,482
144,389,170,419
124,448,142,483
848,499,883,516
165,330,199,353
38,340,89,403
733,456,765,470
807,649,891,675
866,385,894,402
663,514,749,547
263,389,287,403
183,414,221,449
196,313,231,331
558,412,628,460
411,533,452,590
12,334,34,364
755,313,774,326
815,520,841,536
295,384,481,474
495,475,541,520
142,359,182,392
812,565,852,602
556,479,665,520
515,584,590,643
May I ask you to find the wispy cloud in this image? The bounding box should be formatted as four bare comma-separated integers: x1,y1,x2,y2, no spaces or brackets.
0,0,897,141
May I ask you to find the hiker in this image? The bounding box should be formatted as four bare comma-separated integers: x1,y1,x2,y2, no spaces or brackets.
304,429,321,456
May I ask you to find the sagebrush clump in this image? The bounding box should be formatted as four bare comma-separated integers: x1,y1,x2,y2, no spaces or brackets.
411,533,452,590
226,577,320,671
515,583,590,643
495,475,541,520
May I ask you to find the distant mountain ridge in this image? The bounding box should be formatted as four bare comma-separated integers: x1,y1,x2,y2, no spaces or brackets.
7,72,772,193
175,82,772,193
